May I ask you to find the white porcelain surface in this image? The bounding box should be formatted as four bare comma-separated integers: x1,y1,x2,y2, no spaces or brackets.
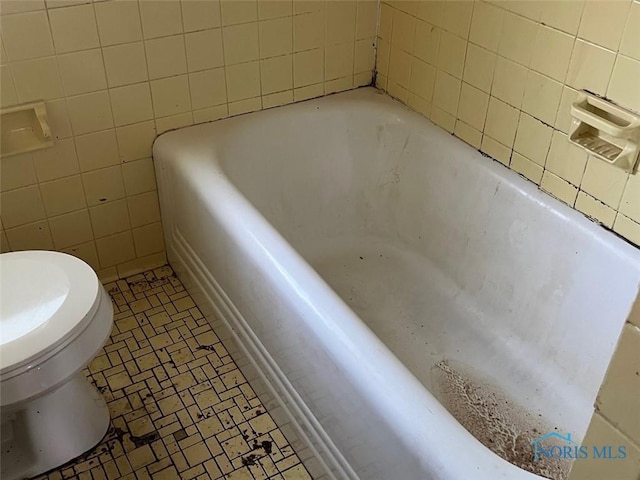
0,251,101,374
0,251,113,479
1,373,110,480
154,88,640,480
1,258,67,345
1,282,113,408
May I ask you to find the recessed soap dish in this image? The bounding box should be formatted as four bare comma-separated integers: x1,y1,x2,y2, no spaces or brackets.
1,101,54,158
569,92,640,173
572,133,622,161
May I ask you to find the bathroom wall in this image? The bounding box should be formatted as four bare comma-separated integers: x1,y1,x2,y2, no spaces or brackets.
568,293,640,480
0,0,377,280
377,0,640,247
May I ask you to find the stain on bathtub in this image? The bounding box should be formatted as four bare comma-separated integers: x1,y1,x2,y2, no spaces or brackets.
431,360,571,480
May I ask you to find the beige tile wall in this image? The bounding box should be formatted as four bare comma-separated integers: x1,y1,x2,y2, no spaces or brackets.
377,0,640,247
568,294,640,480
0,0,377,280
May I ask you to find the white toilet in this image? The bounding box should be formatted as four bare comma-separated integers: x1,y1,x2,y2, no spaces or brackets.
0,251,114,480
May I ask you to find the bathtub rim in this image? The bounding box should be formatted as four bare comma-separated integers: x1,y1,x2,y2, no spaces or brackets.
154,86,640,267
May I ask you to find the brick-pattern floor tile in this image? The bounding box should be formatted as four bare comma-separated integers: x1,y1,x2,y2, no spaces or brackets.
31,266,312,480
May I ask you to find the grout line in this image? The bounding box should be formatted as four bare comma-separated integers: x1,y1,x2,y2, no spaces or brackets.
255,5,264,112
217,1,231,115
137,0,162,127
177,2,194,121
371,0,381,86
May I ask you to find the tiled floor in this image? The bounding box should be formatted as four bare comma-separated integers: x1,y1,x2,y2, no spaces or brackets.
33,266,312,480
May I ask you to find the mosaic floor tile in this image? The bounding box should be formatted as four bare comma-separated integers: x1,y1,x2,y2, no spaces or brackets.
32,266,313,480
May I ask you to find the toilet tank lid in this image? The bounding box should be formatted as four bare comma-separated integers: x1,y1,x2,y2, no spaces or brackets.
0,251,101,372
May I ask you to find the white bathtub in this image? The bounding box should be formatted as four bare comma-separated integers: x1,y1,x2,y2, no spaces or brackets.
154,88,640,480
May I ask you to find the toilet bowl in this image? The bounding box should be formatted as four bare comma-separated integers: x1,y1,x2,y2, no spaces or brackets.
0,251,114,480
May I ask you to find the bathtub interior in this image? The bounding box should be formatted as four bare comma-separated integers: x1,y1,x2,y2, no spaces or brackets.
213,90,640,447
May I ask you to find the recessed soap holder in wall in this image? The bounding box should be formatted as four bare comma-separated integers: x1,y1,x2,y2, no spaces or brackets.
1,101,54,158
569,92,640,174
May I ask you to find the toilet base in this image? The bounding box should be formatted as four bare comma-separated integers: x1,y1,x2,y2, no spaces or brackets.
1,372,110,480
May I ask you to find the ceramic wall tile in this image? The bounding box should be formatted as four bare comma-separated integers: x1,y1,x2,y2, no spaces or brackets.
575,192,617,228
11,57,64,102
48,4,99,54
102,42,148,88
48,209,94,249
145,35,188,80
94,0,142,47
32,139,79,182
75,129,120,172
620,2,640,61
39,174,87,216
578,0,630,51
1,185,46,228
0,153,37,192
0,11,54,61
89,198,131,239
5,220,54,251
189,69,227,110
540,1,584,35
380,0,640,248
510,152,543,185
139,0,183,40
58,49,107,96
568,412,640,480
185,29,224,73
608,55,640,113
567,40,617,96
182,0,222,32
